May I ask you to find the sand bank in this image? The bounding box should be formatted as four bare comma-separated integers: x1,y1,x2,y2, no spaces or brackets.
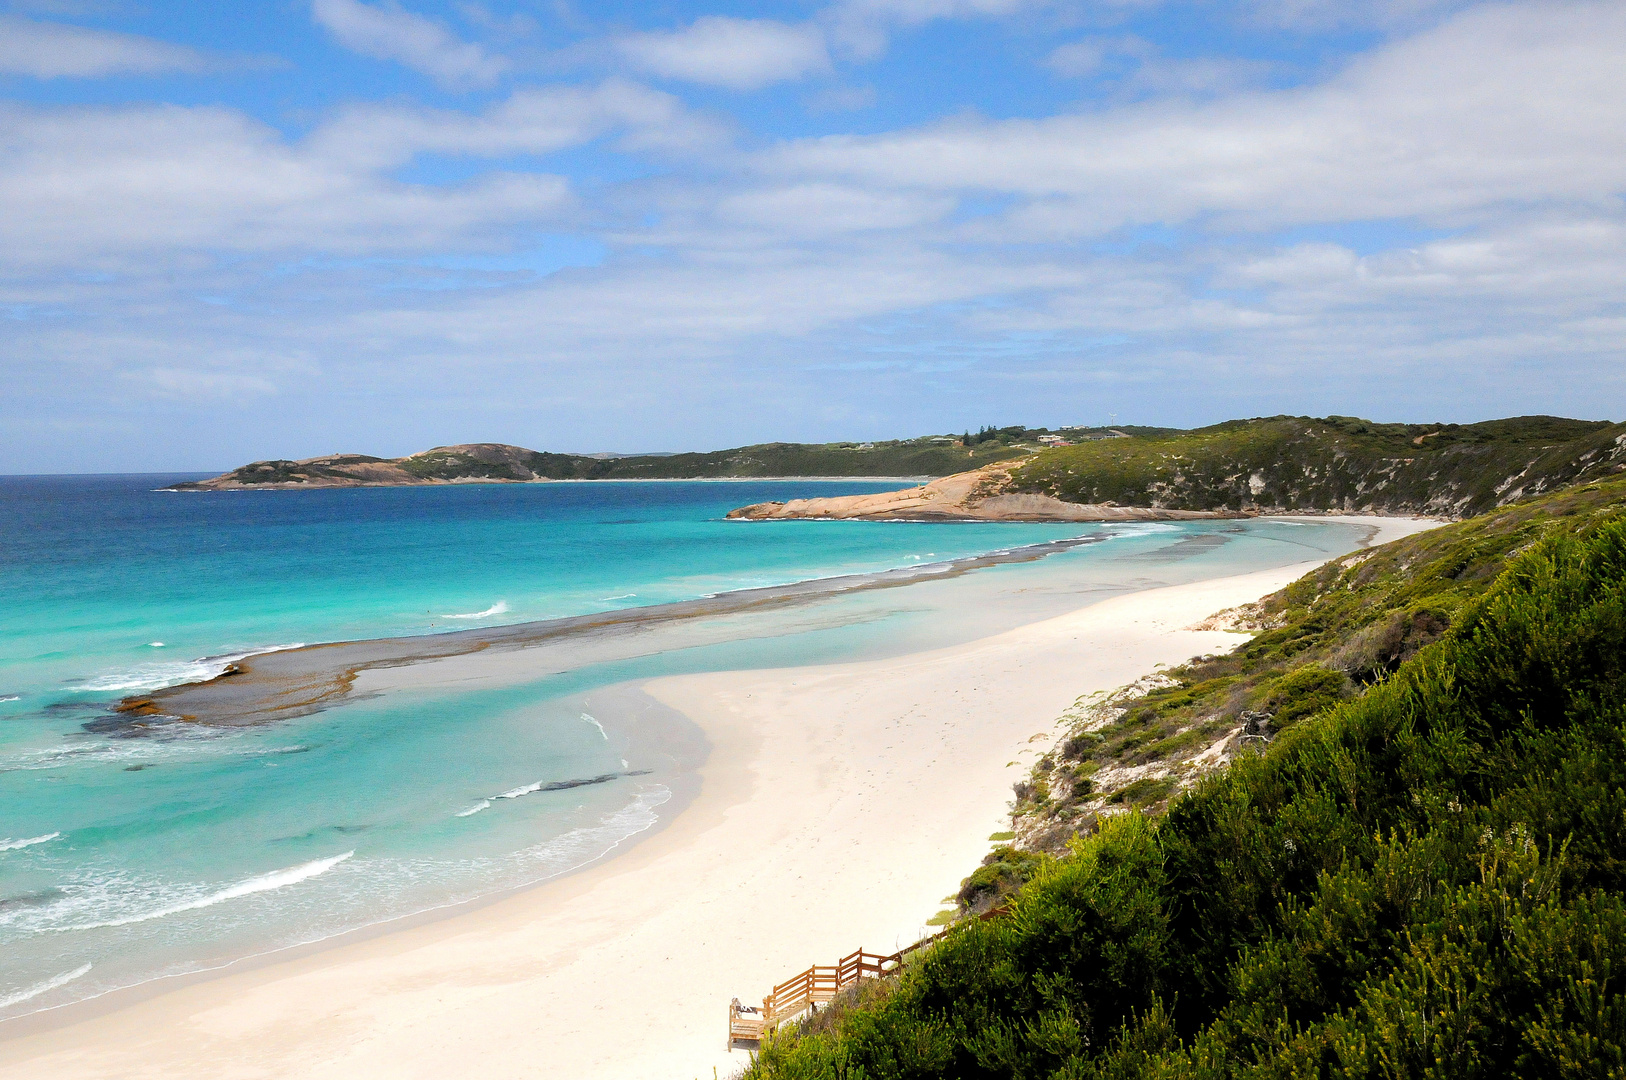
108,533,1110,730
0,517,1435,1080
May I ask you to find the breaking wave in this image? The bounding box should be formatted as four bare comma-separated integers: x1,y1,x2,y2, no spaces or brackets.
0,832,59,852
68,643,307,694
444,602,508,619
0,963,92,1011
61,851,354,932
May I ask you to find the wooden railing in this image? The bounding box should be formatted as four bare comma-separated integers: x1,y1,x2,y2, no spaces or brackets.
728,907,1008,1050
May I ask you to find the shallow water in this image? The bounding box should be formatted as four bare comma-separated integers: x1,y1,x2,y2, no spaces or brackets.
0,476,1370,1020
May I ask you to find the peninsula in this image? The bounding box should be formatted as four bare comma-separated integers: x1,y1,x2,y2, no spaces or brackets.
165,429,1094,490
730,414,1626,521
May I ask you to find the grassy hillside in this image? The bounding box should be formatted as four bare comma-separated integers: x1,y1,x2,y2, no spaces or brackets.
552,439,1026,479
744,474,1626,1080
995,472,1626,864
1009,415,1626,517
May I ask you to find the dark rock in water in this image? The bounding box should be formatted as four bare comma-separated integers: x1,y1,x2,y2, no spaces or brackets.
83,711,185,737
124,763,153,771
44,700,101,713
0,887,65,912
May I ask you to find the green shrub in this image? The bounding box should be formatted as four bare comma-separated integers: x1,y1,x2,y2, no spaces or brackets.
746,518,1626,1080
1251,664,1350,729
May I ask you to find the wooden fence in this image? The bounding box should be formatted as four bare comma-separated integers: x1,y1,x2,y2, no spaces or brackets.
728,907,1007,1050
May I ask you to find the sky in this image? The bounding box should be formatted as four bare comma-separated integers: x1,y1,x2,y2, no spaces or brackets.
1,0,1623,470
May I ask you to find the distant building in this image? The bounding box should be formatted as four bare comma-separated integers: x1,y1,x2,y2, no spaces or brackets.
1038,435,1073,446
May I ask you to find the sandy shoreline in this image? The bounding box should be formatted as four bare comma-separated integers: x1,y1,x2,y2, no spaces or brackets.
0,516,1436,1079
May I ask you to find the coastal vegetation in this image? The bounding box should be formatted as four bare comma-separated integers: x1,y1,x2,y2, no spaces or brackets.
173,417,1626,517
1009,415,1626,517
742,472,1626,1079
170,436,1041,489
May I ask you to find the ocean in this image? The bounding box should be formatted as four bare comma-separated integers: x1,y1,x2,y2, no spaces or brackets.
0,475,1374,1020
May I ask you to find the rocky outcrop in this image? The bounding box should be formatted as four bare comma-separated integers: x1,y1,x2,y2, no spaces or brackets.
727,461,1242,522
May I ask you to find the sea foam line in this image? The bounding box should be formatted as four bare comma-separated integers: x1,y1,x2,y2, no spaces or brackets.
444,602,508,619
582,713,609,740
68,643,308,694
0,832,59,852
0,963,92,1011
61,851,353,932
455,800,491,817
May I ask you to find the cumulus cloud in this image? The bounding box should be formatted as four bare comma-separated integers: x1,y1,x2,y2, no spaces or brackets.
311,0,507,89
0,15,210,77
616,17,830,90
0,81,718,268
774,2,1626,235
4,1,1626,469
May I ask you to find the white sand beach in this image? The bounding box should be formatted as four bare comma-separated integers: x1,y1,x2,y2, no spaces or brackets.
0,516,1436,1080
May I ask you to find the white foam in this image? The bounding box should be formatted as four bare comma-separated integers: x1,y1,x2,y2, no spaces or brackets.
599,593,636,602
0,832,59,852
148,642,165,647
0,695,19,703
582,713,609,740
497,781,544,800
62,852,353,931
0,963,92,1011
69,643,307,694
455,800,491,818
444,602,508,620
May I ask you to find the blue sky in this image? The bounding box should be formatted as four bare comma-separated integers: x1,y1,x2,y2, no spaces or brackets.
1,0,1623,469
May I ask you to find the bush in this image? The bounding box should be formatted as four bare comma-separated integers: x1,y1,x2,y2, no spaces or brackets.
746,519,1626,1080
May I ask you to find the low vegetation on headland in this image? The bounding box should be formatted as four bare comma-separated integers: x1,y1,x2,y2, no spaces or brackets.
176,417,1626,512
167,433,1081,489
731,415,1626,522
741,469,1626,1079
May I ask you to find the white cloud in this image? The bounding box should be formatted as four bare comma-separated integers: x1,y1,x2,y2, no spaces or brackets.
144,367,279,398
0,82,718,269
1244,0,1474,31
1048,35,1279,96
773,2,1626,235
824,0,1066,60
311,0,507,89
716,183,955,236
306,80,728,170
4,2,1626,469
616,17,829,90
0,15,209,77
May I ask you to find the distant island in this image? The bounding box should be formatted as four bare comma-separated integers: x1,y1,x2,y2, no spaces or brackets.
166,425,1132,491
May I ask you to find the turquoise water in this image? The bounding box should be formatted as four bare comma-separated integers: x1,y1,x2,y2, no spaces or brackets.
0,476,1371,1019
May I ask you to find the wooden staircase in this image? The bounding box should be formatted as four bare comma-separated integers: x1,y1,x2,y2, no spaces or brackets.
728,908,1007,1050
